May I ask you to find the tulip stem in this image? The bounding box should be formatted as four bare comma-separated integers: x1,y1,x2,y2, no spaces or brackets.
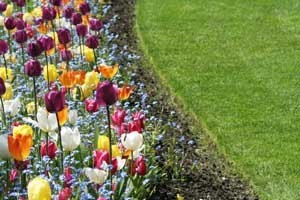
93,48,97,69
44,52,50,91
46,132,49,158
7,32,12,57
106,105,113,198
33,77,38,120
6,160,10,190
0,96,6,127
51,20,58,65
55,112,64,173
2,54,8,80
21,44,25,73
21,170,26,189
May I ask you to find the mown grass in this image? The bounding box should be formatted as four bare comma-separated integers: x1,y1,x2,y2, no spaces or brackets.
136,0,300,199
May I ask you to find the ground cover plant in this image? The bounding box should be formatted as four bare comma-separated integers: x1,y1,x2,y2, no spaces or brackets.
136,0,300,199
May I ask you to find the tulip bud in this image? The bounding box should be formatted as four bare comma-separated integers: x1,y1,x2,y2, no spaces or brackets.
27,177,51,200
57,28,71,45
76,24,87,37
85,35,99,49
0,77,6,95
0,40,8,55
0,1,7,12
25,59,42,77
63,6,74,19
45,90,65,113
14,29,27,44
68,110,77,125
27,42,42,57
70,12,82,25
9,169,18,182
96,81,118,106
4,17,16,30
79,2,90,15
42,6,57,21
37,35,54,51
41,140,57,159
89,18,103,31
121,131,143,151
60,49,72,61
58,187,72,200
85,99,99,113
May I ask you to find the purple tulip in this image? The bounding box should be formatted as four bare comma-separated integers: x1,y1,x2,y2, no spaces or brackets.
85,35,99,49
45,90,65,113
0,1,7,12
25,59,42,77
57,28,71,45
79,2,90,15
0,40,8,55
70,13,82,25
60,49,72,61
15,18,26,30
96,81,118,106
4,17,16,30
42,6,57,21
76,24,88,37
14,30,27,44
0,77,6,96
49,0,62,6
37,35,54,51
15,0,26,7
63,6,74,19
27,42,42,57
89,18,103,31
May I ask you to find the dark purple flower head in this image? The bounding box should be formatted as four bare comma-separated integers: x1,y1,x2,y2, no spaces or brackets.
60,49,72,61
25,59,42,77
63,6,74,19
0,1,7,12
79,2,90,15
57,28,71,45
27,42,42,57
76,24,88,37
15,0,26,7
0,77,6,96
15,18,26,30
42,6,57,21
0,40,9,55
45,90,65,113
85,35,99,49
49,0,62,6
4,17,16,30
70,12,82,25
89,18,103,31
96,81,118,106
14,30,27,44
37,35,54,51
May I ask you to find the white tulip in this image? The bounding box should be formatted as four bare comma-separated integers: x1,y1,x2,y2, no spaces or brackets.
1,98,21,117
0,134,10,159
68,110,78,125
121,131,143,151
61,127,81,151
37,108,58,133
84,168,108,185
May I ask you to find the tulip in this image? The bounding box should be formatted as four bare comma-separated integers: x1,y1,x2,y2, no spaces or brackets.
60,49,73,62
132,111,146,132
57,27,71,45
15,0,26,7
84,71,99,90
121,131,143,151
0,1,7,12
14,29,27,44
41,140,57,159
97,135,110,151
25,59,42,77
68,109,77,125
0,134,10,159
43,64,58,82
118,84,134,101
57,105,68,126
89,18,103,31
2,98,20,116
0,77,6,95
73,70,85,85
84,168,107,185
84,47,95,63
4,16,15,30
85,99,99,113
63,6,74,19
85,35,99,49
8,134,32,161
73,84,92,100
15,18,26,30
70,12,82,25
49,0,62,6
76,24,87,37
61,127,80,151
37,35,55,51
13,124,33,137
58,187,72,200
93,150,109,169
64,167,72,187
0,67,13,82
3,4,12,17
27,42,42,57
79,2,90,15
45,90,65,113
132,156,147,176
96,81,118,106
99,64,118,79
36,108,58,133
0,39,8,55
59,70,75,88
9,169,18,182
42,6,57,21
27,177,51,200
111,108,126,128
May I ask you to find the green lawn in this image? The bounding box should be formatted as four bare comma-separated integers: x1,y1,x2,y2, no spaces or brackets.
136,0,300,199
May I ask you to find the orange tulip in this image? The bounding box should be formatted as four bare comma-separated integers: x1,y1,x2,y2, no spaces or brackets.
73,70,86,85
59,70,76,88
82,15,90,26
99,64,118,79
118,84,134,101
58,106,68,126
74,0,85,10
37,22,49,34
8,134,32,161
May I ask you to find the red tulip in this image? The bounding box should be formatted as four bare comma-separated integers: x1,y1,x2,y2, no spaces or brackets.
57,28,71,45
63,6,74,19
64,167,73,187
0,1,7,12
25,59,42,77
42,6,57,21
85,35,99,49
9,169,18,182
4,17,16,30
111,108,126,128
45,90,66,113
71,13,82,25
95,81,118,106
132,156,147,176
15,0,26,7
37,35,54,51
60,49,72,61
41,140,57,159
0,40,8,55
58,187,72,200
76,24,88,37
93,150,109,169
27,42,42,57
85,99,99,113
89,18,103,31
15,18,26,30
79,2,90,15
14,30,27,44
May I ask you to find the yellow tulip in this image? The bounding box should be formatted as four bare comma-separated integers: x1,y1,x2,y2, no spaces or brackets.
23,12,34,25
84,47,95,63
43,64,58,82
97,135,110,151
84,71,99,90
31,7,42,18
13,125,33,137
2,82,13,100
112,145,122,158
26,102,35,114
27,177,51,200
3,4,13,17
72,84,93,100
0,67,14,82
